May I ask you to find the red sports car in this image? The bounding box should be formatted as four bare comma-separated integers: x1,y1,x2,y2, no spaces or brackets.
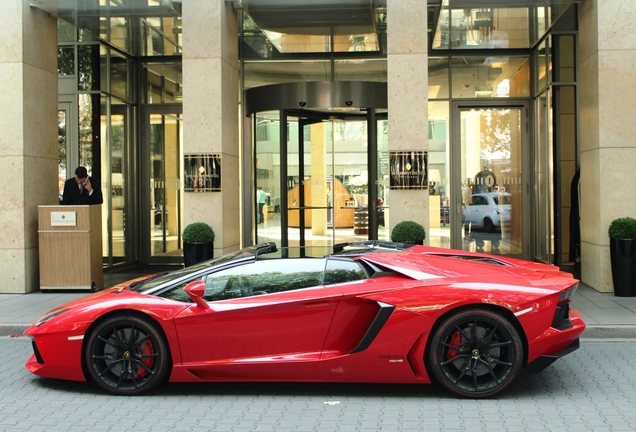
24,242,585,398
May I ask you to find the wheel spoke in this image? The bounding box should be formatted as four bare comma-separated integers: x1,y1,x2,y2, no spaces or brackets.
488,340,512,350
484,323,500,344
97,358,124,378
98,334,121,351
441,353,470,367
454,324,472,343
132,358,156,376
477,357,500,382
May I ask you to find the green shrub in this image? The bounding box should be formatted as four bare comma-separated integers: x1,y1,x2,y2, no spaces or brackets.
391,221,426,243
608,217,636,240
182,222,215,243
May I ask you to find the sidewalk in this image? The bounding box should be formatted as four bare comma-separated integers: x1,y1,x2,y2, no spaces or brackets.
1,271,635,338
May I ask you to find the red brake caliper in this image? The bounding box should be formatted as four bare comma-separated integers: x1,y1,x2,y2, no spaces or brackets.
446,331,462,360
136,338,156,378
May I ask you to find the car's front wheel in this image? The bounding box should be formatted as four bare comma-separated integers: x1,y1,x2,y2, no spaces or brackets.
84,314,172,395
426,308,523,398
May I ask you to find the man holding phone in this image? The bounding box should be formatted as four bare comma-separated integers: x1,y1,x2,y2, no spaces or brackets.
61,166,103,205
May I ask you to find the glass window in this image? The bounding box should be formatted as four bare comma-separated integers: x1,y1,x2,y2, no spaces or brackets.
428,101,450,249
433,4,530,50
335,59,387,83
111,51,130,100
78,44,99,91
58,20,76,43
58,47,75,76
451,56,530,98
429,58,449,99
535,39,550,93
57,110,67,202
79,94,97,169
142,62,182,104
324,259,366,285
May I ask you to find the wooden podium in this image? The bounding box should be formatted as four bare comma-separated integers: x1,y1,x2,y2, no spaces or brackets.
38,205,103,291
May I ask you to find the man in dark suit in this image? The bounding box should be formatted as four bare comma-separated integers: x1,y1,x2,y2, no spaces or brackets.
61,166,103,205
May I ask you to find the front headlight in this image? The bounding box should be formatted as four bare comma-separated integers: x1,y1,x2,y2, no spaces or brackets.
35,308,70,327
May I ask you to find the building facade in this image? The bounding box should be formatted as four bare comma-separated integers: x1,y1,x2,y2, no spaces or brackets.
1,0,633,294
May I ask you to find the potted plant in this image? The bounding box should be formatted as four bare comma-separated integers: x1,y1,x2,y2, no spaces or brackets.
182,222,215,267
608,217,636,297
391,220,426,245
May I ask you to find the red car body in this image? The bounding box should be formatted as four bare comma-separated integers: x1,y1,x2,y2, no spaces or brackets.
25,243,585,398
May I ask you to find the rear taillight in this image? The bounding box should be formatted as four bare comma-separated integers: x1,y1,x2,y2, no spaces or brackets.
558,283,579,303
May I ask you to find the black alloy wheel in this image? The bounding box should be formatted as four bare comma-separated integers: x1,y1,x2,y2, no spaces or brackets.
85,314,172,395
426,308,523,398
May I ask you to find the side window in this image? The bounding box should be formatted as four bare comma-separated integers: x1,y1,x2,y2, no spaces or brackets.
324,259,366,285
203,267,250,301
243,259,325,295
472,196,487,206
198,258,327,301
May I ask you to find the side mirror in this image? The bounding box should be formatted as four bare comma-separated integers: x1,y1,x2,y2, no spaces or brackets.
183,280,210,310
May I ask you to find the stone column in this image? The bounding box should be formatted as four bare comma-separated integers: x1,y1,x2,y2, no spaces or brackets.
579,0,636,292
182,0,240,257
387,0,428,239
0,1,57,294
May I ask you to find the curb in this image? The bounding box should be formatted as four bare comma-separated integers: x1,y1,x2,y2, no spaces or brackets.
0,324,30,337
581,325,636,340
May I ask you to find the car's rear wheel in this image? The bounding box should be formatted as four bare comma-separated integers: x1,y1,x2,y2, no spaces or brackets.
84,314,171,396
426,308,523,398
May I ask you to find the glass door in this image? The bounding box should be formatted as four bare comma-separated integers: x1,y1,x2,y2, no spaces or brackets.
142,107,183,263
453,103,529,258
255,109,383,256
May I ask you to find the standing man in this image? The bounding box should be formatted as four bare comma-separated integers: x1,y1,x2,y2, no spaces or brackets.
61,166,103,205
256,186,269,224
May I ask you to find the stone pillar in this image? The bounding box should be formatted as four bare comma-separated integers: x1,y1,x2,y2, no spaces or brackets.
387,0,428,239
182,0,240,257
0,1,57,294
579,0,636,292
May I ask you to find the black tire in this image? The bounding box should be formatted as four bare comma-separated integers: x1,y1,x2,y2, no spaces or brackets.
426,308,523,398
84,314,172,396
483,218,495,233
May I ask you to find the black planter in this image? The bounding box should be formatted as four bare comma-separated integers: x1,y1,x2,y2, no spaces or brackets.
183,241,214,267
609,238,636,297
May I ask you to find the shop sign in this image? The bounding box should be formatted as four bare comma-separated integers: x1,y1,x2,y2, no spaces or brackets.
184,154,221,192
389,151,428,190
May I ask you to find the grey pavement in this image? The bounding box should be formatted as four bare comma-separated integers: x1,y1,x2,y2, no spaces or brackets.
2,336,636,431
0,267,635,339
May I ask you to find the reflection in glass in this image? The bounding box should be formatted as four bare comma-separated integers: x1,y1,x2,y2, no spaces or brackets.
149,113,183,258
429,58,449,99
78,45,99,91
57,110,67,202
142,62,182,104
433,4,530,50
58,47,74,76
255,113,380,250
460,108,523,255
428,102,450,249
451,57,529,98
78,94,96,169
